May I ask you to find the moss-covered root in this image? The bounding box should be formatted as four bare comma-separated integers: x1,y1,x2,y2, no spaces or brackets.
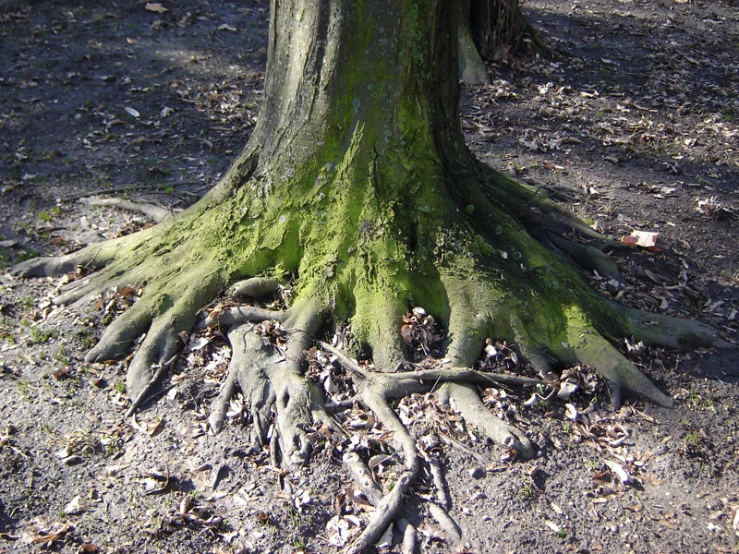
443,290,535,457
619,303,729,350
84,273,220,404
11,238,124,278
570,332,673,408
439,382,535,457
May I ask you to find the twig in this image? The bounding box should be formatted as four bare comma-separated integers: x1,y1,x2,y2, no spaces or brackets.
316,339,370,378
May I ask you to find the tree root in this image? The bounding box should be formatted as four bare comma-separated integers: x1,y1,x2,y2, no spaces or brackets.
77,197,173,224
207,324,274,444
438,382,534,458
345,383,419,554
397,518,419,554
12,139,731,553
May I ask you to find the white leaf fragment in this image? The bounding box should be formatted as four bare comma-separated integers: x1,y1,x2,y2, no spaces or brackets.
325,515,360,547
64,496,84,515
544,519,561,533
629,230,659,248
604,460,631,484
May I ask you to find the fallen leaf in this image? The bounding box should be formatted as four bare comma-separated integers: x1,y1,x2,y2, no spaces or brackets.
145,3,168,13
604,460,631,484
620,230,659,248
64,496,84,515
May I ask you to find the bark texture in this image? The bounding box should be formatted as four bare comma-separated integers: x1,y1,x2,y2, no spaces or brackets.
13,1,725,551
467,0,542,60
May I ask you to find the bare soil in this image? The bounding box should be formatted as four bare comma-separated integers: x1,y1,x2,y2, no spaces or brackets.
1,1,738,553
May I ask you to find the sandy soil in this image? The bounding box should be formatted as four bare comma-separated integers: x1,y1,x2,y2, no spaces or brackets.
1,1,738,553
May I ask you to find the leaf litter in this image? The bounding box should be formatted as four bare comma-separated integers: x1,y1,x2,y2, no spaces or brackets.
1,0,738,552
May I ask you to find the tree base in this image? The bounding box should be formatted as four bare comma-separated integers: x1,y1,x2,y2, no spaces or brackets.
12,153,725,551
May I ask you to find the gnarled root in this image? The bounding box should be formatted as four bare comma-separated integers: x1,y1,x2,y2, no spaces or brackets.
438,382,534,458
11,156,729,553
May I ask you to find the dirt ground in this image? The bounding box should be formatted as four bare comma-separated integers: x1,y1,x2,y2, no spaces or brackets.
1,1,738,553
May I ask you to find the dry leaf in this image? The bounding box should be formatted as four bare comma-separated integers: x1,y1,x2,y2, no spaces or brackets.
145,3,169,13
604,460,631,484
620,230,659,248
64,496,84,515
544,520,561,533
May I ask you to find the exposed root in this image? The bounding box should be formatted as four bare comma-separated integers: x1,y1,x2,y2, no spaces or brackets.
228,276,283,299
620,303,731,350
78,197,173,223
11,239,121,278
345,382,419,554
205,305,288,328
546,232,622,282
427,502,463,550
343,452,383,506
569,332,673,408
439,382,534,458
427,457,451,509
207,324,274,444
397,518,419,554
126,353,178,416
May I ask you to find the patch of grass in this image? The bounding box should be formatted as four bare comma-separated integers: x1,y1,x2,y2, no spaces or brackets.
54,344,71,365
30,326,58,344
39,422,54,433
518,484,535,500
0,247,10,268
685,432,701,445
114,380,127,394
688,389,715,411
75,327,98,349
17,379,31,401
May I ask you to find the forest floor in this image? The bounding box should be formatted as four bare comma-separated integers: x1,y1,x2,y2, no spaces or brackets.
1,0,738,553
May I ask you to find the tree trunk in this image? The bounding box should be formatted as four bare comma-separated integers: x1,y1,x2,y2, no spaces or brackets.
458,0,548,84
14,2,723,549
204,0,478,370
468,0,542,60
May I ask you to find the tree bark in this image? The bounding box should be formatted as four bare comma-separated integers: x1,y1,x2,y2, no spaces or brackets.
14,1,725,546
220,0,464,187
467,0,541,61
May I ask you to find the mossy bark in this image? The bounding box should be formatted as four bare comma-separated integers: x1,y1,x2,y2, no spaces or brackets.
16,0,721,410
14,1,726,548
